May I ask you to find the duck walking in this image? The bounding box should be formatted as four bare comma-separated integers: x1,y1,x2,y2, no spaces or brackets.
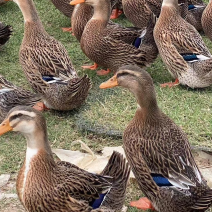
154,0,212,88
12,0,91,111
0,106,130,212
100,65,212,211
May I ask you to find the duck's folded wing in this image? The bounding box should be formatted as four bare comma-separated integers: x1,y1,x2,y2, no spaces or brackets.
141,119,203,190
56,161,112,202
171,24,211,57
20,38,77,80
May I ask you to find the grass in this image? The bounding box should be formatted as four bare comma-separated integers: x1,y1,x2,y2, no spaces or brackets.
0,0,212,211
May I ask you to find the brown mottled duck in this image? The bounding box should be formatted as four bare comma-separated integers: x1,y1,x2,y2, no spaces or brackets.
154,0,212,88
0,106,130,211
70,0,158,76
100,65,212,211
71,0,150,74
12,0,91,111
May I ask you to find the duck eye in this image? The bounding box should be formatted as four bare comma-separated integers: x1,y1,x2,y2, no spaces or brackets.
9,113,23,122
117,72,129,78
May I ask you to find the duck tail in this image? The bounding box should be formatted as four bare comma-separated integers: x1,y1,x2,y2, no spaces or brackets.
100,151,130,211
0,24,12,46
67,75,91,108
191,189,212,210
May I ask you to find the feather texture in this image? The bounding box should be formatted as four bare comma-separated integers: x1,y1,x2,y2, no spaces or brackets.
16,0,91,111
100,65,212,212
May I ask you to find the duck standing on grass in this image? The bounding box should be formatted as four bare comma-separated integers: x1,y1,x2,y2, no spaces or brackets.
70,0,158,76
71,0,152,72
100,65,212,212
0,106,130,212
12,0,91,111
154,0,212,88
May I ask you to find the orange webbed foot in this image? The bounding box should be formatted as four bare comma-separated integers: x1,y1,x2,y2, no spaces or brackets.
130,197,155,210
33,102,49,111
82,63,98,70
160,79,179,88
96,69,111,76
110,9,123,19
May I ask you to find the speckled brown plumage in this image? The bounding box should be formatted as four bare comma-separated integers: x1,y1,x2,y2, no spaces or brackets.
0,106,130,212
154,0,212,88
0,75,41,122
15,0,91,111
100,65,212,212
71,1,142,43
179,0,206,31
75,0,158,73
202,0,212,41
122,0,152,29
0,22,12,47
50,0,74,17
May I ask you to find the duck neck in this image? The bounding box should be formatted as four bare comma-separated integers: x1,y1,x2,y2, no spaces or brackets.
24,128,53,158
15,0,41,23
162,0,179,12
135,90,161,124
91,0,111,24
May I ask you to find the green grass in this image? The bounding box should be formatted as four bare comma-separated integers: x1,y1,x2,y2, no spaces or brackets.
0,0,212,211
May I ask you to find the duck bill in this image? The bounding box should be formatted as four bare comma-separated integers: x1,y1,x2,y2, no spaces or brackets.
99,75,118,89
70,0,85,5
0,118,13,136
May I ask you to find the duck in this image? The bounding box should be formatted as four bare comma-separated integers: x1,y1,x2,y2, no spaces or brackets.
70,0,158,76
122,0,152,29
13,0,91,111
99,65,212,212
0,106,130,211
0,21,12,48
71,1,149,73
154,0,212,88
50,0,74,17
201,0,212,41
0,75,41,122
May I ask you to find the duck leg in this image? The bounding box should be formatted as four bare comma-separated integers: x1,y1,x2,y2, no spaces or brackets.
96,69,111,76
160,79,179,88
82,63,98,70
110,9,123,19
33,102,49,111
130,197,155,210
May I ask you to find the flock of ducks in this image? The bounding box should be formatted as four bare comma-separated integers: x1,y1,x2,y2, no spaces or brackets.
0,0,212,211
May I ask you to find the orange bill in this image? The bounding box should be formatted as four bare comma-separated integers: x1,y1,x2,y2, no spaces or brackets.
0,118,13,136
99,75,118,89
70,0,85,5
